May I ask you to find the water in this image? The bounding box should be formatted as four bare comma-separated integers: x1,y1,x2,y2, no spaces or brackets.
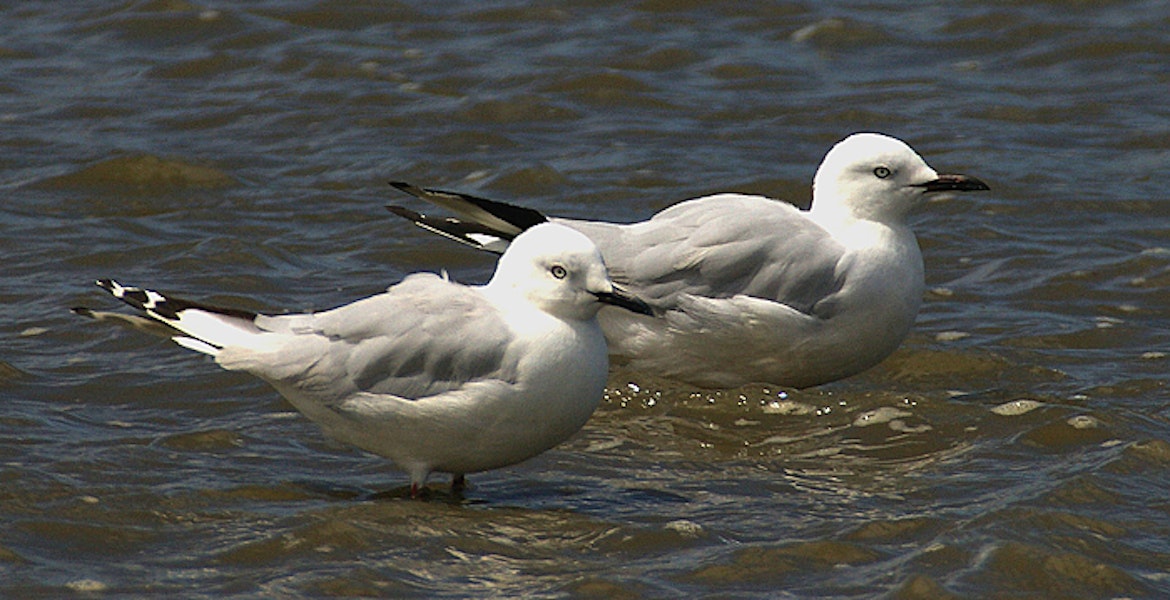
3,1,1170,597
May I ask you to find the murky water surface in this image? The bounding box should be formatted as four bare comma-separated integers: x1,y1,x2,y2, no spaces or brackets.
4,1,1170,597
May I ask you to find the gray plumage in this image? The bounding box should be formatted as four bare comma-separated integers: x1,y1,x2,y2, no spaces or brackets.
387,133,989,388
77,223,651,496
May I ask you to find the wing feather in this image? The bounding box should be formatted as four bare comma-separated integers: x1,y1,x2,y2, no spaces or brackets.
565,194,847,316
248,274,517,400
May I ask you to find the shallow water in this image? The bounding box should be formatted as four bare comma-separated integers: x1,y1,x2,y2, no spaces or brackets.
4,1,1170,597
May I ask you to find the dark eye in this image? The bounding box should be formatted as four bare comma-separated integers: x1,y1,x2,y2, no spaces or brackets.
550,265,567,279
873,166,892,179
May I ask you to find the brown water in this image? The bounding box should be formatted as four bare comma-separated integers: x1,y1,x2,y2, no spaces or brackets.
4,1,1170,597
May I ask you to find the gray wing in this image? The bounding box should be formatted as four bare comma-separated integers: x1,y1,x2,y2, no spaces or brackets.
564,194,847,317
255,273,516,400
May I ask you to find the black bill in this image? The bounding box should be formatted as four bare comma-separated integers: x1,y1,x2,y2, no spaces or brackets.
594,285,654,316
913,173,990,193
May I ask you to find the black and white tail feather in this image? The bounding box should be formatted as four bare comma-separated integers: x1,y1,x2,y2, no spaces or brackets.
76,279,264,357
386,181,547,254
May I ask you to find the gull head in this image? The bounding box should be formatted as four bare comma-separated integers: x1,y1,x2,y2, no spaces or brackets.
811,132,989,224
488,222,652,321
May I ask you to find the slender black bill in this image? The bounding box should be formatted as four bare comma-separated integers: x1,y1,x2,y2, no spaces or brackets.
594,286,654,316
913,173,990,193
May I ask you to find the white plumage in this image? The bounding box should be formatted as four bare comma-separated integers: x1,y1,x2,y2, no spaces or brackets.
79,222,651,497
388,133,989,388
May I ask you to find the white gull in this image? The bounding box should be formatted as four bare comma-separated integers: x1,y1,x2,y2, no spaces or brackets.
76,222,651,497
387,132,989,389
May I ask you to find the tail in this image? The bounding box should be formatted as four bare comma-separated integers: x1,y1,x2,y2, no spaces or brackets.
386,181,548,253
79,279,265,356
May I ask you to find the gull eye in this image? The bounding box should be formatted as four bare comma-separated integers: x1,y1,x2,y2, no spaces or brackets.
873,166,892,179
550,265,568,280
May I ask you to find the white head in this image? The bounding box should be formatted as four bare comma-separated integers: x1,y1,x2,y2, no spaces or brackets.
487,223,651,321
810,132,988,225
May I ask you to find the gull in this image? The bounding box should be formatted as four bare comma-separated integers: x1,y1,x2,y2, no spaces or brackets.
75,222,652,498
386,132,989,389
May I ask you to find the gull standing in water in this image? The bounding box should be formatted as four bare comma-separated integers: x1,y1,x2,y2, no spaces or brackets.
387,133,989,389
75,223,652,498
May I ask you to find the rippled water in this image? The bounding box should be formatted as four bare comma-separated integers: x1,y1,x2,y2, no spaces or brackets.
4,1,1170,597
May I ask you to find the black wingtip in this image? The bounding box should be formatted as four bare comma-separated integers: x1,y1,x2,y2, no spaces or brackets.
386,181,549,232
385,204,511,253
385,204,423,220
463,192,549,230
388,181,417,194
93,279,259,322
